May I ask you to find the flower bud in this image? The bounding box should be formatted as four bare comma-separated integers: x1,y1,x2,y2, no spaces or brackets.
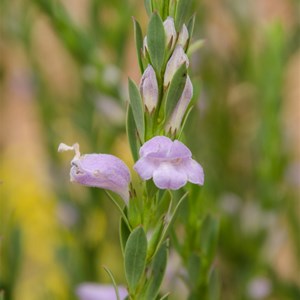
140,64,159,113
58,143,131,203
164,45,189,87
163,17,177,48
165,75,193,135
177,24,189,48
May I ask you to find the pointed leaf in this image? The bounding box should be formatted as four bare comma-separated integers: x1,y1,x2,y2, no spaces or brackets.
144,0,152,16
144,242,168,299
160,293,170,300
208,268,220,300
125,227,148,291
200,215,219,264
187,254,201,289
187,40,205,57
162,0,170,20
178,105,193,139
128,79,145,143
169,0,177,18
164,63,187,118
156,192,188,253
187,14,196,39
103,267,121,300
126,104,139,161
147,13,165,73
120,216,131,255
105,191,131,230
175,0,193,31
152,0,163,16
133,18,144,73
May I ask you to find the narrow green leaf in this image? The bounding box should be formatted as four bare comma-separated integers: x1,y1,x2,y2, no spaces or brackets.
126,104,139,162
187,14,196,38
128,79,145,143
208,268,220,300
120,216,131,255
200,215,219,264
105,191,131,230
187,39,205,57
160,292,170,300
133,18,144,73
156,192,188,253
164,63,187,118
187,254,201,289
147,13,165,73
162,0,170,20
152,0,163,16
103,267,121,300
125,227,148,292
144,0,152,16
169,0,177,18
175,0,193,31
178,105,193,139
144,242,168,299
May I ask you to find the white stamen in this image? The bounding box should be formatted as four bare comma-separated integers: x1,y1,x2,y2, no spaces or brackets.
58,143,81,160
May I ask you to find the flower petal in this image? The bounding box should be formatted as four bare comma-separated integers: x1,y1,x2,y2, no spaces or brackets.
76,283,128,300
153,162,187,189
139,136,173,158
133,157,158,180
180,158,204,185
168,140,192,159
70,154,131,202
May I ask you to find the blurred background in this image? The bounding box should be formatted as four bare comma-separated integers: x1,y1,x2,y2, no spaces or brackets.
0,0,299,299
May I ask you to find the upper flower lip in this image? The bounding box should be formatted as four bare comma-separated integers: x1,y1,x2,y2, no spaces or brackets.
140,137,191,160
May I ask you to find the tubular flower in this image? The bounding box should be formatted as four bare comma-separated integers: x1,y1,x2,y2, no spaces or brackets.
140,64,159,113
164,45,189,87
165,75,193,135
58,143,131,203
134,136,204,190
163,17,177,48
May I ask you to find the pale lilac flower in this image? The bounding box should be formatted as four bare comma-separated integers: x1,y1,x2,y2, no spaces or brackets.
163,17,177,48
247,277,272,299
165,75,193,134
76,283,128,300
140,64,159,112
164,45,189,87
58,143,131,203
134,136,204,189
177,24,189,47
